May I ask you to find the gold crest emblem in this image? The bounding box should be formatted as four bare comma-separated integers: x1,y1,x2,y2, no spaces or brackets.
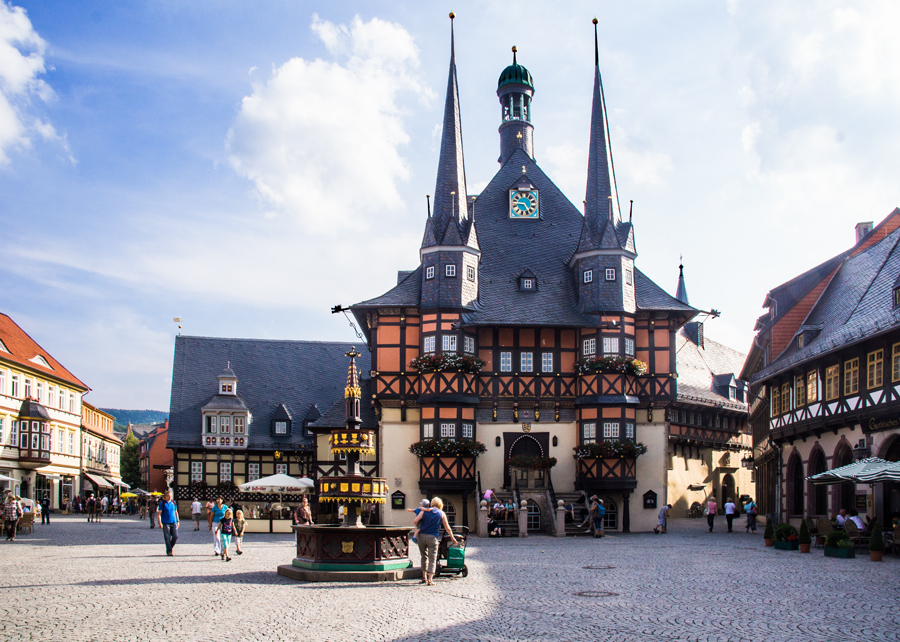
341,540,354,554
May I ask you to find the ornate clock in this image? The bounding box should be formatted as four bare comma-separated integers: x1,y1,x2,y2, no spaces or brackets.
509,189,539,219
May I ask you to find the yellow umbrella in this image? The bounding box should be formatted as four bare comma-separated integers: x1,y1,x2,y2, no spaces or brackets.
120,492,137,498
150,492,164,496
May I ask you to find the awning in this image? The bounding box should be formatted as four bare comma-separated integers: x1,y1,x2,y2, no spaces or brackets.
84,472,113,489
38,472,63,480
106,478,130,488
807,457,890,485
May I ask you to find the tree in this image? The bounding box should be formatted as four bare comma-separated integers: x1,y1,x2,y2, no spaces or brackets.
120,433,141,489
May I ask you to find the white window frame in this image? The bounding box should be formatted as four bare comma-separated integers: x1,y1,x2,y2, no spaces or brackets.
423,423,434,438
520,352,533,372
191,461,203,482
583,270,593,284
424,336,436,354
57,387,65,409
41,434,49,451
68,432,74,455
500,352,512,372
583,422,596,443
219,462,232,482
47,385,55,408
464,336,475,354
466,265,476,282
36,381,43,403
0,370,4,396
445,264,456,277
274,421,288,435
583,338,596,356
522,278,534,290
234,416,245,434
541,352,553,373
208,416,218,434
10,374,18,398
625,338,635,356
603,422,619,439
69,393,75,413
605,268,616,281
602,337,619,355
220,416,232,434
440,423,455,438
625,268,633,285
443,335,457,353
57,429,64,453
425,265,435,280
10,420,18,446
276,463,288,476
625,423,635,439
248,463,260,482
462,423,473,439
24,378,32,399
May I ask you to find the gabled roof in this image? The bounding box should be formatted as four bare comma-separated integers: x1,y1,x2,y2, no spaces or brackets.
752,223,900,383
0,313,88,390
355,266,422,308
168,336,370,450
675,326,748,411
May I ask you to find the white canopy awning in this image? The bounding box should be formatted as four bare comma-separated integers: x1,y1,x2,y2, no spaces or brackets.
106,478,130,488
807,457,890,485
38,472,63,480
84,472,113,489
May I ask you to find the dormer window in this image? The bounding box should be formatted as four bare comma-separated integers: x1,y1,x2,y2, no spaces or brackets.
445,264,456,278
221,382,233,394
798,334,805,348
29,355,52,369
274,421,288,435
271,403,292,437
426,265,435,280
522,279,533,289
605,268,616,281
894,286,900,308
583,270,593,284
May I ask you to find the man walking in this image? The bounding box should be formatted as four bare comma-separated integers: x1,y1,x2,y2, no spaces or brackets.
190,497,202,531
40,495,50,524
157,490,179,556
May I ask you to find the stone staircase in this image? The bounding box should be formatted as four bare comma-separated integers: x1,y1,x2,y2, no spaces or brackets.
556,492,594,537
487,491,520,537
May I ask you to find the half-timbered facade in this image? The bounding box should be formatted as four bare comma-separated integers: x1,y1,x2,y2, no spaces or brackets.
743,209,900,526
167,337,373,522
351,20,699,532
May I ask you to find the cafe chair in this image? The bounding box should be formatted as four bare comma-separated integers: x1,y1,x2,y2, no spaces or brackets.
814,518,833,548
17,512,34,535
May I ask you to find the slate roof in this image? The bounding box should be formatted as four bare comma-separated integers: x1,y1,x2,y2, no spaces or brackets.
356,266,422,308
675,325,748,411
168,336,370,450
0,313,88,390
752,224,900,383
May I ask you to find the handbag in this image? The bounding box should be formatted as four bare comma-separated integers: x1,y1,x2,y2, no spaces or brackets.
703,507,709,516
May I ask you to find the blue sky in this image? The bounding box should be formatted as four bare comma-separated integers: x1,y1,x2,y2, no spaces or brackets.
2,1,899,410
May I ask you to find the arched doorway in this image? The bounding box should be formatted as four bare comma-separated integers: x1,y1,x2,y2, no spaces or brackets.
807,447,828,516
787,451,804,516
721,473,736,506
526,499,541,532
504,435,543,488
444,500,456,526
832,442,854,515
602,496,618,531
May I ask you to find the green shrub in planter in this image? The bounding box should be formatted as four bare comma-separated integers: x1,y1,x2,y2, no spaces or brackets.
868,519,884,552
774,523,798,542
825,531,853,548
763,520,774,540
798,519,811,545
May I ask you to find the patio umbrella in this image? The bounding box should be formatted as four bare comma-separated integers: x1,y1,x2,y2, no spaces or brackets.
855,460,900,483
807,457,890,485
237,474,314,494
0,474,15,482
132,489,150,495
120,492,137,498
150,492,164,496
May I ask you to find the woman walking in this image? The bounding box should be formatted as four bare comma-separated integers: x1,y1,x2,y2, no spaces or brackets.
743,497,758,533
705,496,718,532
215,508,235,561
413,496,457,586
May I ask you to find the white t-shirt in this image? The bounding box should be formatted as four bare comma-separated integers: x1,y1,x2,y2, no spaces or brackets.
724,502,736,515
849,515,865,530
191,501,202,515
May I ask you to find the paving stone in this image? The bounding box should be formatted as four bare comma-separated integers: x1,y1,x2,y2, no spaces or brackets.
0,515,898,641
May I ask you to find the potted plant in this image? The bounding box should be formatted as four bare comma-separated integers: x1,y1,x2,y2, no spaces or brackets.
798,519,812,553
573,440,648,460
574,355,648,376
773,523,799,550
763,520,774,547
410,438,487,483
409,353,485,374
409,438,487,458
868,519,884,562
824,531,856,559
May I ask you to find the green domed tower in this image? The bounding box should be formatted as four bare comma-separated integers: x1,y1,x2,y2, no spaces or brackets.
497,46,535,164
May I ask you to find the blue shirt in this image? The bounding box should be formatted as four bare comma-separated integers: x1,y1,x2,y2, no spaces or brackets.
419,508,442,537
212,503,228,522
158,499,178,524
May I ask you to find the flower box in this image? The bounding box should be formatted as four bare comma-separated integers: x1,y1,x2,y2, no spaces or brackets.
824,546,856,559
773,540,799,551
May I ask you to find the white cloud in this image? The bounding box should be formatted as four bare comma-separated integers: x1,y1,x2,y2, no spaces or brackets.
0,2,63,165
226,14,431,235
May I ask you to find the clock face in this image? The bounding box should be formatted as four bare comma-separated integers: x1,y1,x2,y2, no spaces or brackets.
509,190,539,219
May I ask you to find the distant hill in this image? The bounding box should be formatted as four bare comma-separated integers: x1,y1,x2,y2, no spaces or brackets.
102,409,168,432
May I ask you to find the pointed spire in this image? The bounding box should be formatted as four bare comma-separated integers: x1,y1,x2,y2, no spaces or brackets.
582,18,622,247
675,256,689,305
431,12,468,244
344,347,362,427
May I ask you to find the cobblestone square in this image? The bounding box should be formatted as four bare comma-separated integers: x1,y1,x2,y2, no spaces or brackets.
1,515,898,642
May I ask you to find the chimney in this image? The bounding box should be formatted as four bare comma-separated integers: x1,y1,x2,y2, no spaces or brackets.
856,221,873,244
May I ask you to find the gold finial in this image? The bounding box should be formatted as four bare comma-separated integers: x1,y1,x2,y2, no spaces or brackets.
593,17,598,25
517,131,522,140
449,12,455,19
512,46,518,53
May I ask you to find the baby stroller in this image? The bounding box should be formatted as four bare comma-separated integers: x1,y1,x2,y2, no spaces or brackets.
435,525,469,578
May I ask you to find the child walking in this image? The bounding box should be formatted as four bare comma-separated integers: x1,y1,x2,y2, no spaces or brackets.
233,509,246,555
216,508,235,561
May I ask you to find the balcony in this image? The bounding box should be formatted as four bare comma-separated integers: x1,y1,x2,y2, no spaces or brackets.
418,455,477,493
416,372,478,404
575,457,637,491
576,373,674,405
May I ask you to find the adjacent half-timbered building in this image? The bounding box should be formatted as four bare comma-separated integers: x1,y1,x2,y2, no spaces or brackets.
350,19,701,532
743,209,900,526
167,336,372,526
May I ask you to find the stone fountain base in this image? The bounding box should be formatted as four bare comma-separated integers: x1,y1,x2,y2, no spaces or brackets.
276,524,422,583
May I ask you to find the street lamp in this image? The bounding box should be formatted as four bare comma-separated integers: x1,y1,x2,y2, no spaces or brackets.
741,454,754,469
852,439,871,461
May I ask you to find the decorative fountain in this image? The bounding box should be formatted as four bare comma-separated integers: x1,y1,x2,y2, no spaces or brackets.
277,349,420,582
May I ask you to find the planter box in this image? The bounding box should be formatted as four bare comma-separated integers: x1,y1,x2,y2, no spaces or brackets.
773,540,799,551
824,546,856,559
